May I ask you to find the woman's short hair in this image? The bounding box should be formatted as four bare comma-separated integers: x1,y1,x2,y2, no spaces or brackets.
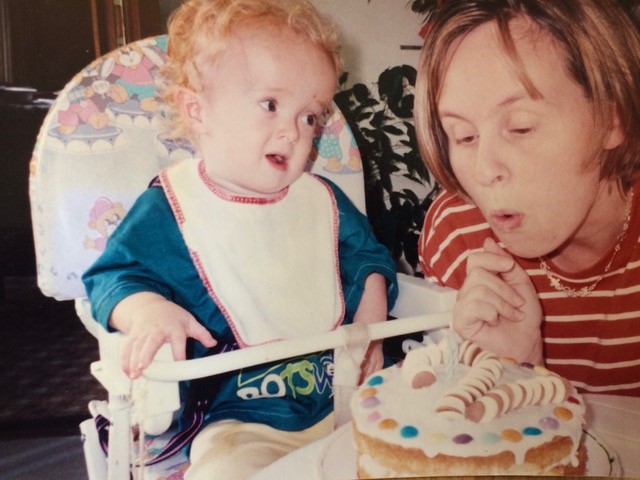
415,0,640,193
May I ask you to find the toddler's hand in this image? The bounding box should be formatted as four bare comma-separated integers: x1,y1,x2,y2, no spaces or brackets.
111,292,217,378
359,340,383,384
453,237,542,364
352,273,388,383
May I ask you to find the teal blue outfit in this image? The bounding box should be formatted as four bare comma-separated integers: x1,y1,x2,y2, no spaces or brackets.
82,175,398,446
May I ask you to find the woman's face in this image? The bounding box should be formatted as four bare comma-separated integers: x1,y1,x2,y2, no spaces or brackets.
437,19,623,259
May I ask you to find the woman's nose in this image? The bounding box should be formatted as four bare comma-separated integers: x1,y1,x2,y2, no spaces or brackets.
475,139,507,186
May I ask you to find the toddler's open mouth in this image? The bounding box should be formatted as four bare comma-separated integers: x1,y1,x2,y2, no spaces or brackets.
267,153,287,170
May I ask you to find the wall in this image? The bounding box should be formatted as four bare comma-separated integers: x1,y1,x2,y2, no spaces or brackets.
311,0,424,87
159,0,426,87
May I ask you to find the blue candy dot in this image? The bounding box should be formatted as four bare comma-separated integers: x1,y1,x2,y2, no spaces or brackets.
523,426,542,436
400,426,419,439
367,375,383,387
480,432,501,445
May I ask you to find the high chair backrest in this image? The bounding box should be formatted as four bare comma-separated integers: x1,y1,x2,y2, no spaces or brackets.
30,35,366,301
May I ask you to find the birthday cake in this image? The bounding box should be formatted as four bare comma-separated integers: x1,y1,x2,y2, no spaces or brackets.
350,338,587,477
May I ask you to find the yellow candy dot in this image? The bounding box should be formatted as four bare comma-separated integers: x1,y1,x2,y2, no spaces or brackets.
501,429,523,442
360,387,377,398
501,357,518,365
534,365,552,376
426,432,447,443
379,419,398,430
554,406,573,421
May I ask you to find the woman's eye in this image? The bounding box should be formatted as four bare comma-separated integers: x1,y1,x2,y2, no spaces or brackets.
510,127,534,136
456,135,477,146
260,100,277,112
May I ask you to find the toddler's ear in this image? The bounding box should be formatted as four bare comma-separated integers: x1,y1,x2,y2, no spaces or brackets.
178,88,205,133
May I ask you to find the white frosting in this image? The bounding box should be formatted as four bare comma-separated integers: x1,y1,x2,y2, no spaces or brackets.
351,357,585,468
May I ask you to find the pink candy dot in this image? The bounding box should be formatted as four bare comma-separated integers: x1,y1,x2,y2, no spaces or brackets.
361,396,380,408
367,411,381,423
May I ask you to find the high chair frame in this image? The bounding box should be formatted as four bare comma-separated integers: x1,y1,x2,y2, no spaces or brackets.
77,283,454,480
29,35,456,480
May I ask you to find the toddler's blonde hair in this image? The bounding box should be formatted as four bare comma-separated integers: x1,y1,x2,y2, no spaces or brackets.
159,0,342,141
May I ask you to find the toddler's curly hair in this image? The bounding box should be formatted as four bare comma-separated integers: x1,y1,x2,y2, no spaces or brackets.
159,0,342,142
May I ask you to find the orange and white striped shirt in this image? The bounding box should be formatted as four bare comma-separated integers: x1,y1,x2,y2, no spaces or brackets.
419,185,640,397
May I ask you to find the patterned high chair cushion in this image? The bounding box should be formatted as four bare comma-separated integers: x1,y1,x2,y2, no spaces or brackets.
30,35,365,301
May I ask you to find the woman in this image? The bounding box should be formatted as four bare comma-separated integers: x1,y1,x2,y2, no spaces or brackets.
415,0,640,396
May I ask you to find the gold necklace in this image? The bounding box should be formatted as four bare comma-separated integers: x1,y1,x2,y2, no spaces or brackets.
539,190,633,297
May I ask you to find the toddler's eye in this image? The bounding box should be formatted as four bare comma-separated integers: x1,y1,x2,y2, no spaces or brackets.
304,114,317,127
260,99,277,112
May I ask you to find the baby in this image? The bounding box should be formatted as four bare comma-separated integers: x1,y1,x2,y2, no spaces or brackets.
83,0,398,477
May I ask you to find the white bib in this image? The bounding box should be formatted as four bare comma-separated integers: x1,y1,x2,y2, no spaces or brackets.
161,159,344,347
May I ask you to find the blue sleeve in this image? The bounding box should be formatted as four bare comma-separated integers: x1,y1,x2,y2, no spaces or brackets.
318,176,399,321
81,186,197,331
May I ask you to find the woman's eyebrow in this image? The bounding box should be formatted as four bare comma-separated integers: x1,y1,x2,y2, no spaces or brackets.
440,92,532,120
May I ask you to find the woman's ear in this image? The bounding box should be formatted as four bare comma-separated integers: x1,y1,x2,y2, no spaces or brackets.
178,88,206,134
603,106,624,151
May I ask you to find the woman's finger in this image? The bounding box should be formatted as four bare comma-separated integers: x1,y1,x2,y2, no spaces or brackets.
461,265,525,311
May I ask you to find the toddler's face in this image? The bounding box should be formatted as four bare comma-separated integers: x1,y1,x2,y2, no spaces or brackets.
191,25,337,198
437,18,622,259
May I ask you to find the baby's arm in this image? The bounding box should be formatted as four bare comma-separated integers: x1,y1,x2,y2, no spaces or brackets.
453,237,543,364
110,291,217,378
352,273,387,383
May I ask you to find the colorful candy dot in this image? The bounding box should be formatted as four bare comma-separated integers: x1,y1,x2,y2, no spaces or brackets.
379,419,398,430
426,432,447,443
534,365,552,376
453,434,473,444
361,396,380,408
501,357,518,365
567,396,580,405
501,429,523,443
367,376,383,387
480,432,501,445
367,411,381,423
540,417,559,430
521,362,534,369
554,406,573,421
400,426,419,439
359,387,377,398
523,427,542,436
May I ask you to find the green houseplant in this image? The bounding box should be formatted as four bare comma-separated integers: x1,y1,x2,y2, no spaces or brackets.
334,66,439,275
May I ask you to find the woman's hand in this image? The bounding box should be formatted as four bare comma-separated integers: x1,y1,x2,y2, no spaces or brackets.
453,237,542,364
110,292,217,378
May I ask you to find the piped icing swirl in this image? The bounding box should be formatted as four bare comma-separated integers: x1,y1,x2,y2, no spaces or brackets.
351,341,585,467
466,374,573,423
403,339,504,419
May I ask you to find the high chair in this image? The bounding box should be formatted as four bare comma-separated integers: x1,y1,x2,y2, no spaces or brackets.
29,35,455,480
